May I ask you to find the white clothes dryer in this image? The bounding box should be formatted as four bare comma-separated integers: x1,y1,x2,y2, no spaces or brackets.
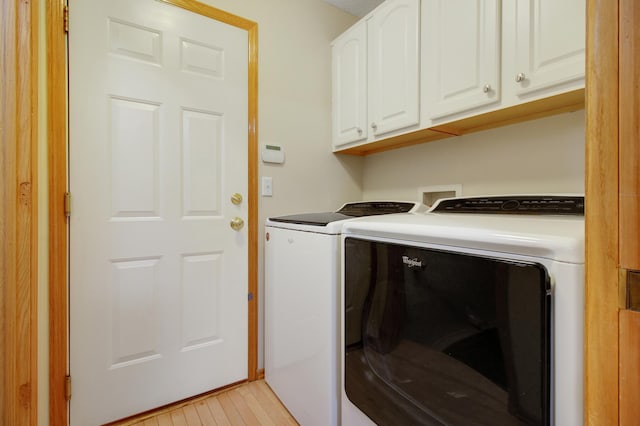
341,195,585,426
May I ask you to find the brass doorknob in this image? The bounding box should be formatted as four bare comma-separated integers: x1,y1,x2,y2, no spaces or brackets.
230,217,244,231
231,193,243,205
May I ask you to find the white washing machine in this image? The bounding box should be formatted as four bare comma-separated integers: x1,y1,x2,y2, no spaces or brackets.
340,195,585,426
264,201,426,426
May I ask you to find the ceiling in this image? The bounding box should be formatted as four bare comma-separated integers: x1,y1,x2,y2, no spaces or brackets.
323,0,385,17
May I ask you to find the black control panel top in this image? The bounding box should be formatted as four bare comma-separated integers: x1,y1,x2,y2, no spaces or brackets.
269,201,418,226
336,201,417,217
431,196,584,215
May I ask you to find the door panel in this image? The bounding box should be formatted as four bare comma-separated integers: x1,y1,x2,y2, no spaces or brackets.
423,0,500,119
368,0,420,137
514,0,585,96
332,21,368,147
69,1,248,424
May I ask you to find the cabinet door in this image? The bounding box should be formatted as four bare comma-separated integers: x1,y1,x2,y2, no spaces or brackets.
332,21,367,148
513,0,585,97
423,0,500,120
368,0,420,137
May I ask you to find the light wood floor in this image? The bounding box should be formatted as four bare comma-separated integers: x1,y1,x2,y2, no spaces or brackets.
109,380,299,426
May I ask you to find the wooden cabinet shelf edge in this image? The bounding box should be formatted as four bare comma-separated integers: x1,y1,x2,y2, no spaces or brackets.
335,89,585,156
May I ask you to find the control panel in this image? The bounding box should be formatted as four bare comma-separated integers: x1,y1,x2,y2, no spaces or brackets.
431,196,584,215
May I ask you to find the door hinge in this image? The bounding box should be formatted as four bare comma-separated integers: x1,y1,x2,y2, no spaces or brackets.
64,192,71,217
625,270,640,311
65,375,72,401
63,5,69,33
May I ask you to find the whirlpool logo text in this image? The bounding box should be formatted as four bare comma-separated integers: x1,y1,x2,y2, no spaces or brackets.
402,256,423,268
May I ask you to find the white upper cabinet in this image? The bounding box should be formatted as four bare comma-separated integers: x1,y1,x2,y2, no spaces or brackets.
332,21,367,147
510,0,585,98
332,0,420,150
423,0,501,120
331,0,585,154
367,0,420,137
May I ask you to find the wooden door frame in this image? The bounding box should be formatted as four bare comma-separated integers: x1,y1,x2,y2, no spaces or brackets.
585,0,640,424
47,1,259,424
584,0,621,423
1,0,39,424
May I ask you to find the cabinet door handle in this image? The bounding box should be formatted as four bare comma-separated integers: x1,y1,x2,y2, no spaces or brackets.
483,84,491,93
371,122,377,131
357,127,363,135
516,73,526,83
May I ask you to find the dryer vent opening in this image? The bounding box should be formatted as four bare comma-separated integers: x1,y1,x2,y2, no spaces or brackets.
418,184,462,208
423,190,456,207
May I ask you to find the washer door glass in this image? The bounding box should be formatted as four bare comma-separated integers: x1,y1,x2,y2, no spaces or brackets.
344,238,551,426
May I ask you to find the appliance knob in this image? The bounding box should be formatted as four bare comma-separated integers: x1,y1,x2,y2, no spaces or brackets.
502,200,520,210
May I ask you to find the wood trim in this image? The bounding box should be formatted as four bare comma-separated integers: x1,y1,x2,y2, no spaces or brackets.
619,0,640,270
48,1,259,424
335,89,585,157
618,2,640,425
159,0,257,30
47,0,69,425
432,89,585,136
246,22,260,383
335,128,452,156
1,0,39,424
584,0,620,424
619,309,640,425
0,1,17,420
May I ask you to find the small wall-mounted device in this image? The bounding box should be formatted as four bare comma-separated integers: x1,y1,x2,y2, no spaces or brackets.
262,144,285,164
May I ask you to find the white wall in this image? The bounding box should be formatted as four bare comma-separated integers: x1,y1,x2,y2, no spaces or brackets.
184,0,364,368
362,111,585,201
201,0,362,214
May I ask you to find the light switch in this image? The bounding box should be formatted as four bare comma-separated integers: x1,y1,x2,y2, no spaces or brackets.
262,176,273,196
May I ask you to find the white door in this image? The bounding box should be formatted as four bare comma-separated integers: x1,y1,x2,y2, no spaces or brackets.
332,20,368,148
68,1,249,424
423,0,501,120
367,0,420,138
